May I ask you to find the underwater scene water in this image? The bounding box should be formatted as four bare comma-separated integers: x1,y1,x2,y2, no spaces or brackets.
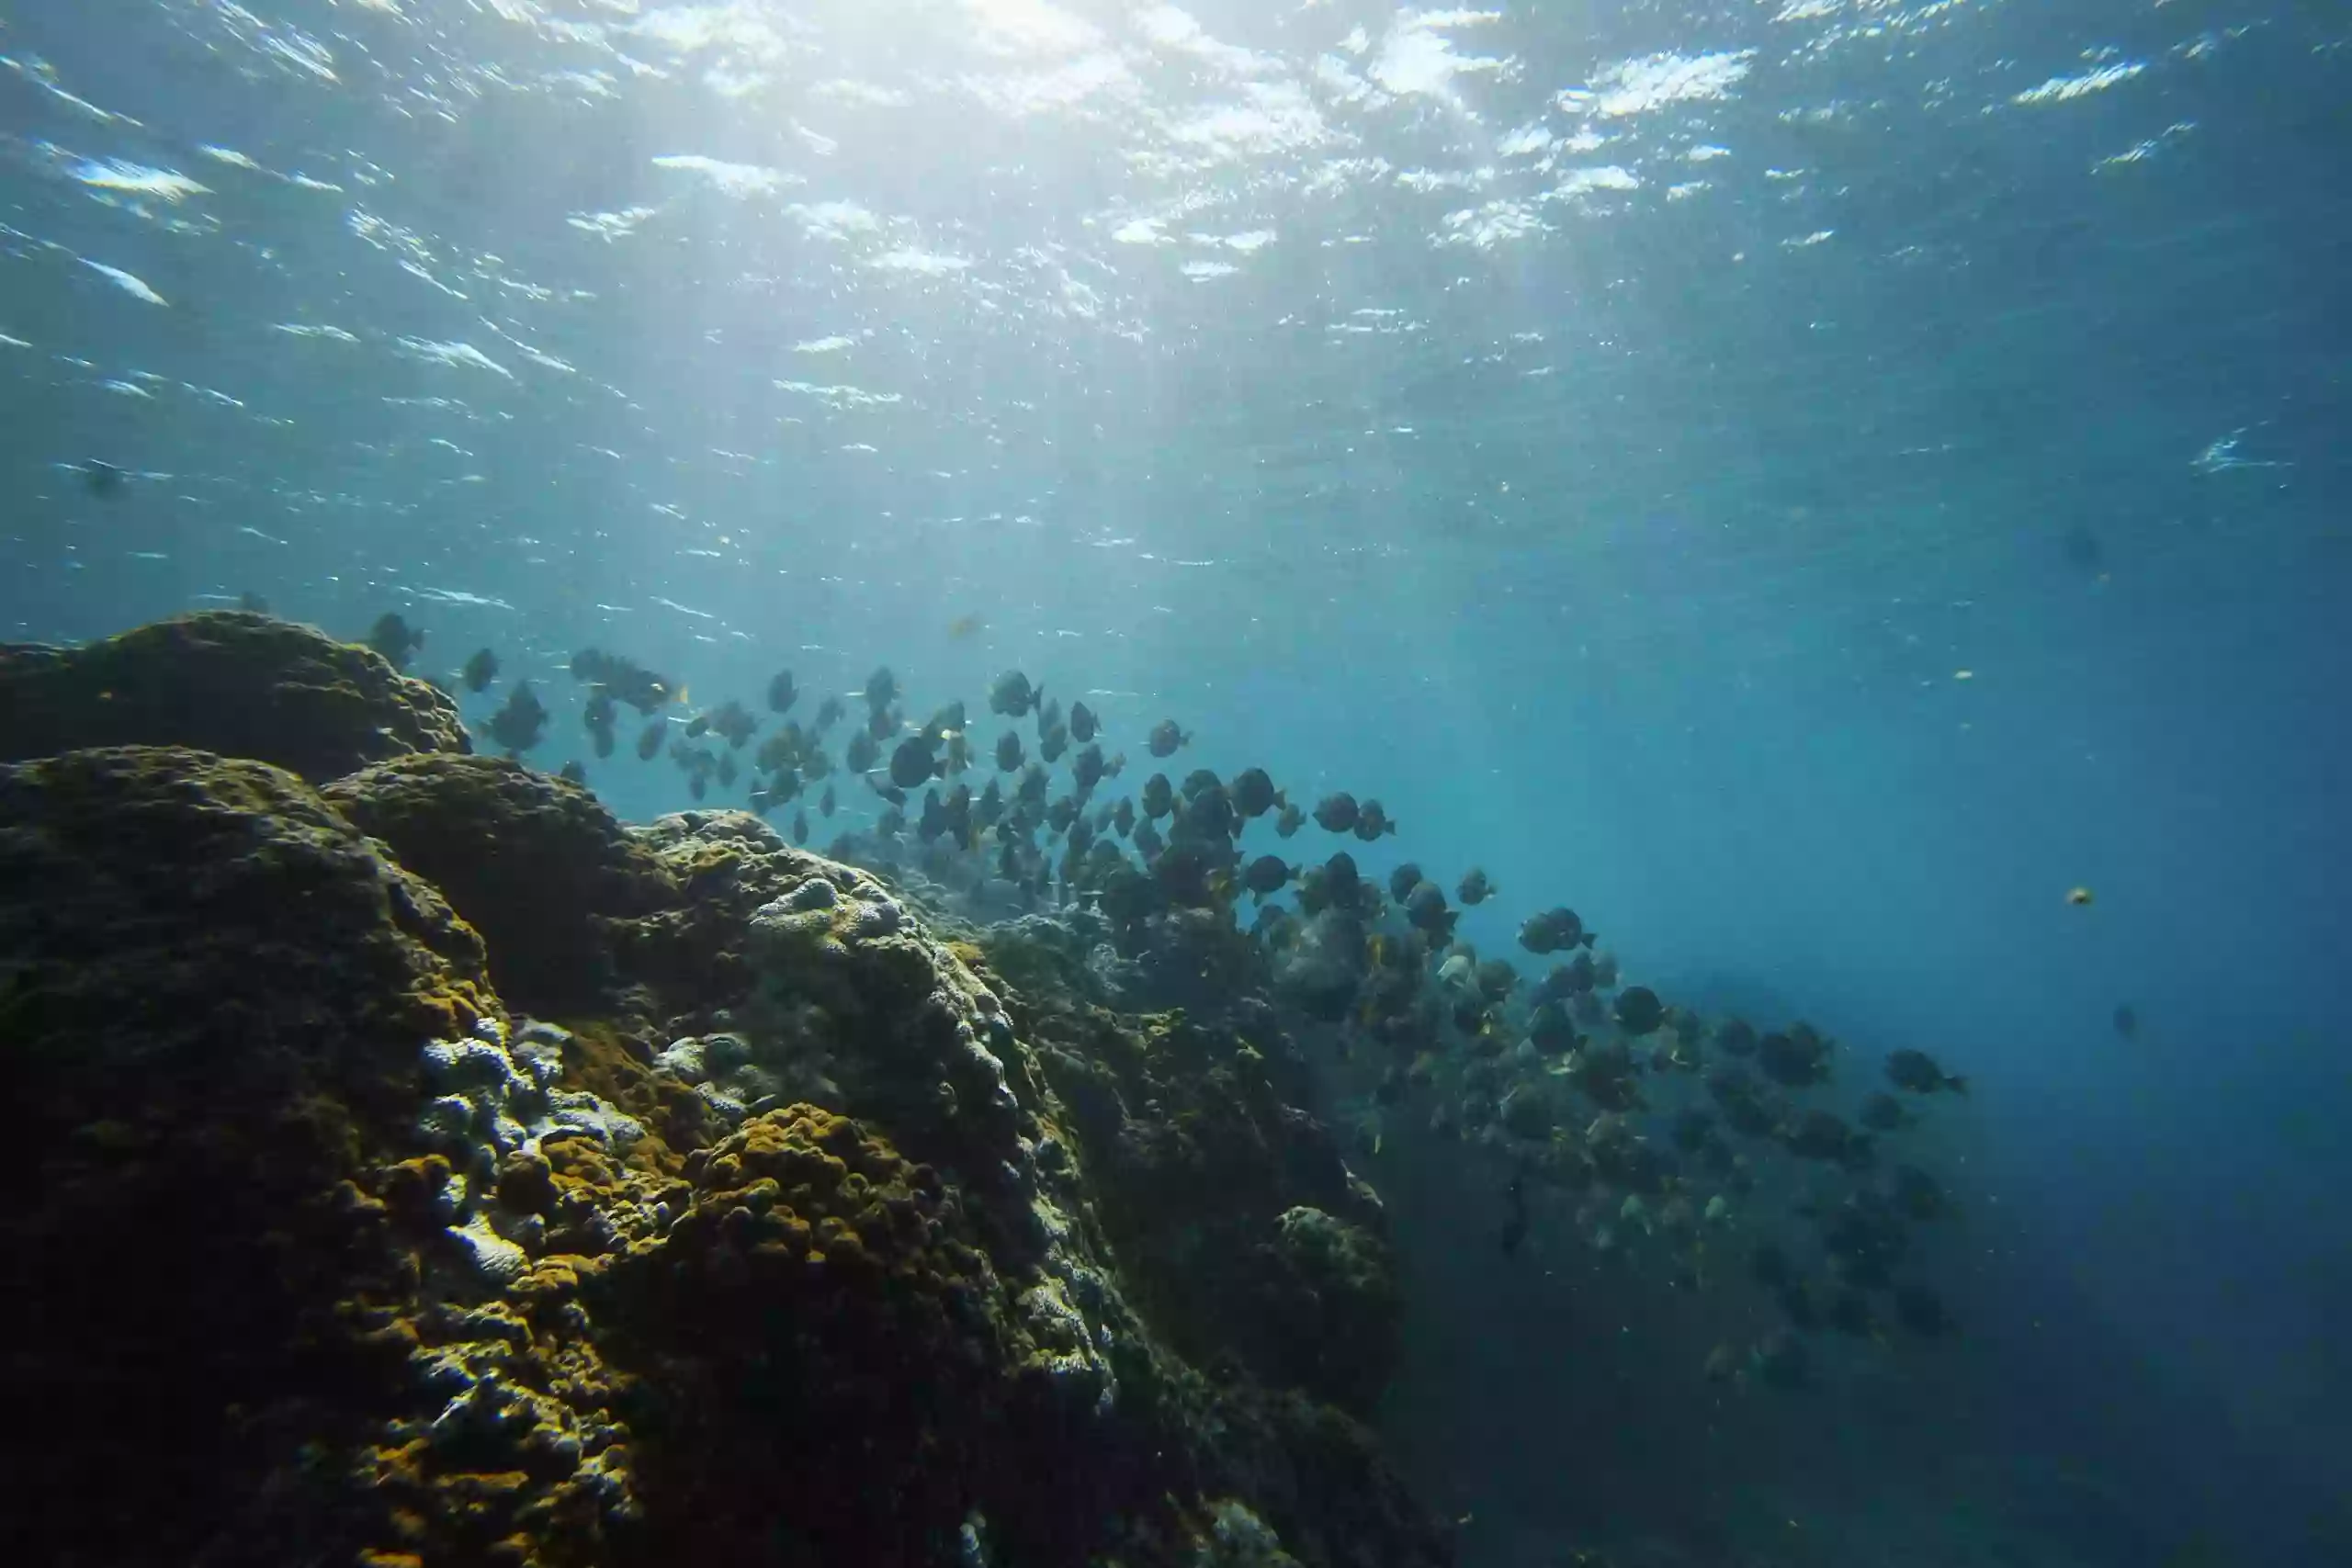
3,0,2347,1564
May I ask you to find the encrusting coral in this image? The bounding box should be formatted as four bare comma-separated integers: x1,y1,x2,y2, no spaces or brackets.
0,616,1451,1568
0,610,468,783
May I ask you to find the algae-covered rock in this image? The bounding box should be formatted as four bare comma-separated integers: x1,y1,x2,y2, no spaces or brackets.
0,745,497,1565
594,1105,1029,1561
326,753,679,1015
615,811,1047,1204
1023,1006,1400,1415
0,704,1451,1566
0,610,469,783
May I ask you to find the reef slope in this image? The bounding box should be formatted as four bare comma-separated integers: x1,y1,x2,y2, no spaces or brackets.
0,615,1447,1568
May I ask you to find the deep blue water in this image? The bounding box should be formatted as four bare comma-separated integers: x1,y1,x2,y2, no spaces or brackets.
5,1,2348,1562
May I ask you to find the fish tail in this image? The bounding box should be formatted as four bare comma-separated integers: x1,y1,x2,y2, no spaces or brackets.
1946,1075,1969,1095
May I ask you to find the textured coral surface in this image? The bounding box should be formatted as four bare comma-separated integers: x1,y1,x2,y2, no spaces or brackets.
0,618,1449,1568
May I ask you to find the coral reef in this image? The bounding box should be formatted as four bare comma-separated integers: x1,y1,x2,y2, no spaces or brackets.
0,610,468,783
0,745,494,1564
0,623,1452,1568
1010,993,1402,1417
325,754,677,1015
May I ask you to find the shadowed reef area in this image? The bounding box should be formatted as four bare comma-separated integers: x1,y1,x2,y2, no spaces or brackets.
0,612,1443,1568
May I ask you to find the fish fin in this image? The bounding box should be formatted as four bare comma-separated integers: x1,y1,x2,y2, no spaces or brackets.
1946,1075,1969,1095
1581,931,1598,948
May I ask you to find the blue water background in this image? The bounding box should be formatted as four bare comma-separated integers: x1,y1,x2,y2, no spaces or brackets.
4,1,2347,1561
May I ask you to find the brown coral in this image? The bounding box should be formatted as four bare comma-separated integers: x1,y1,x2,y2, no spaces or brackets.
0,745,496,1565
0,610,469,783
326,754,679,1015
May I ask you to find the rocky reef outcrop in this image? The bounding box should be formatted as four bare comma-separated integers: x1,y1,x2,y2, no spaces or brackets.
324,754,677,1016
0,610,469,783
0,745,495,1564
0,615,1448,1568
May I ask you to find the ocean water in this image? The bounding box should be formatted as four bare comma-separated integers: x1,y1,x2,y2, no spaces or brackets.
4,1,2347,1564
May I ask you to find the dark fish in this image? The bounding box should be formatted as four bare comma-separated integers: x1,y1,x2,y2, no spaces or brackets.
996,730,1023,772
1113,797,1135,838
461,647,499,693
766,671,798,714
1884,1048,1965,1096
237,591,271,615
1518,908,1592,955
1404,881,1456,941
591,725,615,759
82,458,130,497
1715,1018,1757,1056
637,719,666,760
557,760,588,785
1141,773,1174,820
865,667,899,712
1182,783,1236,840
1759,1026,1833,1089
845,729,880,773
710,699,758,750
1352,798,1396,839
820,783,837,818
791,809,809,844
1231,767,1281,819
1133,817,1164,860
922,701,967,745
684,713,710,739
1239,854,1291,901
570,648,673,715
1148,718,1188,758
989,670,1042,718
486,681,548,754
1614,986,1665,1036
366,612,425,671
813,694,845,731
1072,743,1107,794
1069,700,1098,742
1457,867,1496,906
716,751,738,789
1312,793,1358,833
1387,863,1423,903
1040,723,1069,764
1274,802,1304,838
2111,1004,2138,1040
1781,1109,1871,1169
